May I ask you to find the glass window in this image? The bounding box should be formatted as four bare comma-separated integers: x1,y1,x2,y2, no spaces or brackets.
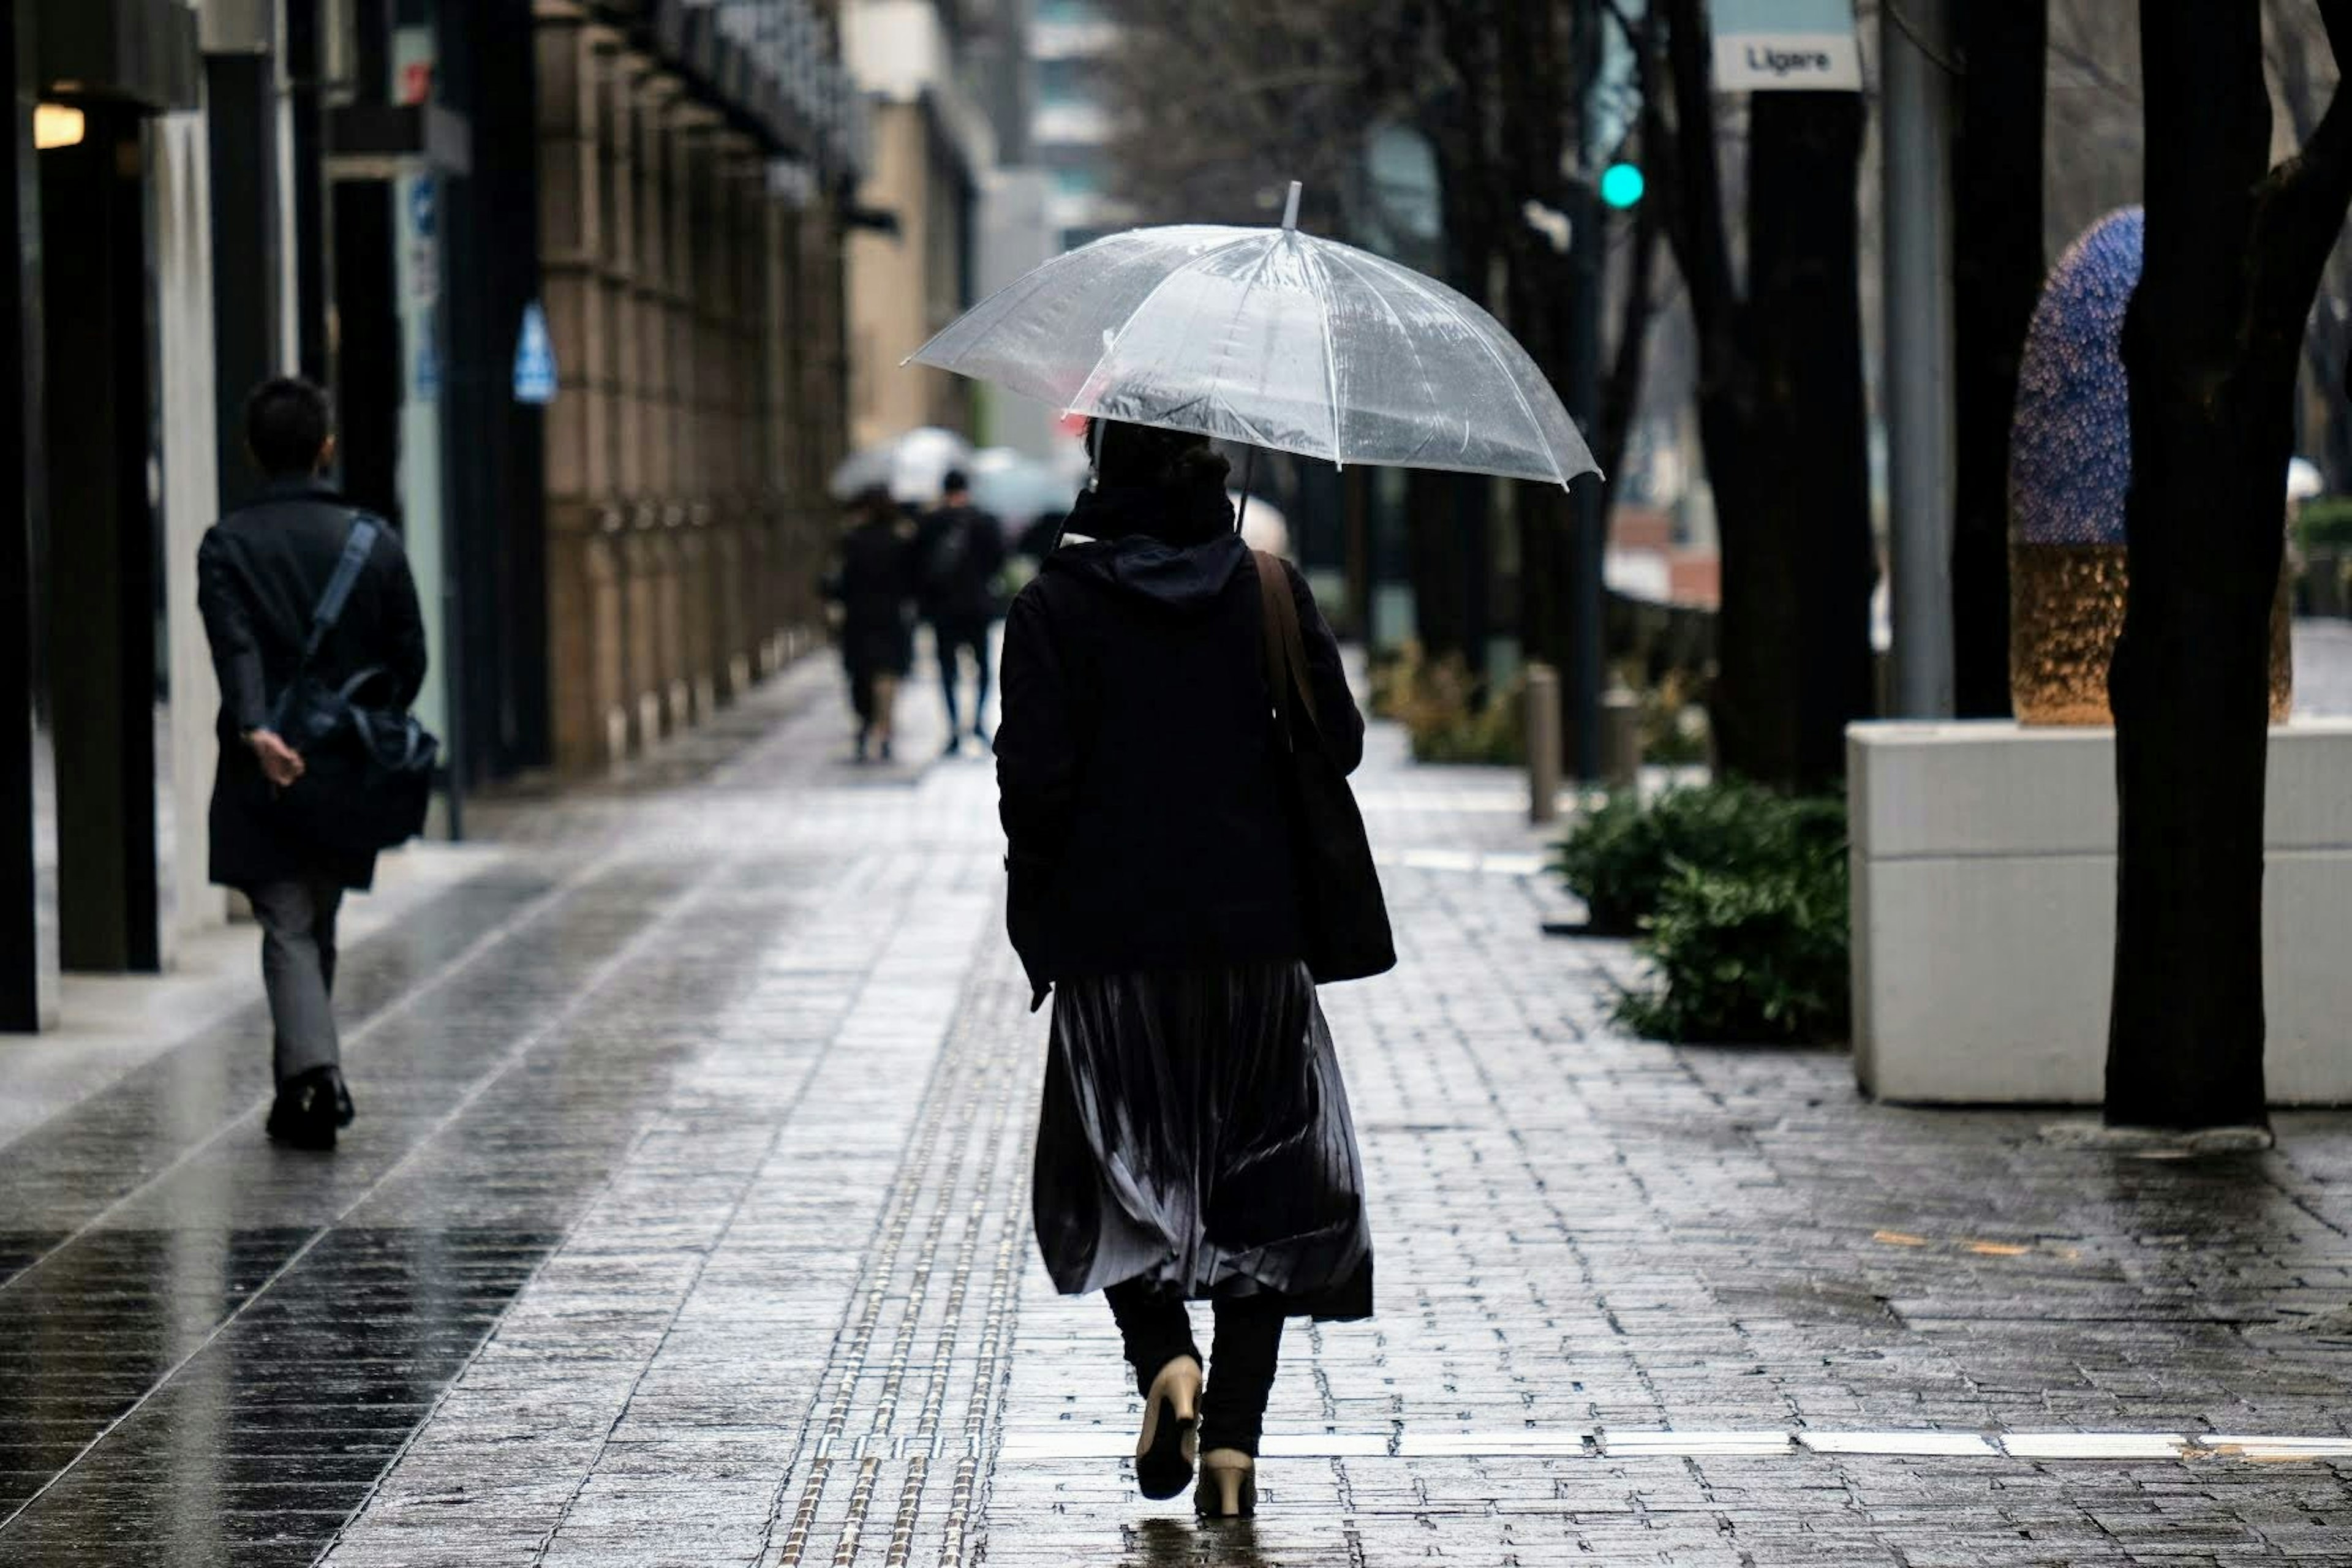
1036,0,1101,20
1038,58,1093,105
1052,165,1101,198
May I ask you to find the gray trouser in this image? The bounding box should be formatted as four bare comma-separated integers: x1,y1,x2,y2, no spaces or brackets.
251,876,345,1086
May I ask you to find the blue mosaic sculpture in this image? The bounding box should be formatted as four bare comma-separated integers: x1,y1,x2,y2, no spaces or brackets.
2010,206,2140,548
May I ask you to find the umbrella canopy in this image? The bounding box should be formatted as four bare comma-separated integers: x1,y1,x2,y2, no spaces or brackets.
967,447,1080,529
827,426,975,506
908,184,1597,489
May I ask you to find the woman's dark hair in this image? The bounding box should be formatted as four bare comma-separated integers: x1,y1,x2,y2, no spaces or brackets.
1090,420,1232,495
246,377,334,476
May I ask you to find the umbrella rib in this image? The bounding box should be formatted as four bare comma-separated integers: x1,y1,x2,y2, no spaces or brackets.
1321,241,1451,467
1358,251,1572,486
1299,241,1348,466
1204,239,1293,451
1071,231,1269,417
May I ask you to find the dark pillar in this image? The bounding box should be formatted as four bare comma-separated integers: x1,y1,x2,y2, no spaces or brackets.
1,2,57,1028
286,0,334,386
40,107,163,973
206,48,284,513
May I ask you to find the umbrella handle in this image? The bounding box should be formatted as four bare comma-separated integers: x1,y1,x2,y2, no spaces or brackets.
1235,447,1256,534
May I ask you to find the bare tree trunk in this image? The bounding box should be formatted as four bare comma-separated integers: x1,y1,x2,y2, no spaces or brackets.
1950,0,2046,718
2106,0,2352,1128
1653,0,1872,790
1405,469,1474,664
1597,182,1662,518
1714,92,1874,788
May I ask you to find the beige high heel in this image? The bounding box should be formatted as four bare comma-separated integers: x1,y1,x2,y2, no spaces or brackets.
1195,1449,1256,1518
1134,1355,1202,1499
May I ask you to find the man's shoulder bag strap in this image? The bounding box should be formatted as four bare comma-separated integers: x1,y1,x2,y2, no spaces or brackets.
300,514,383,669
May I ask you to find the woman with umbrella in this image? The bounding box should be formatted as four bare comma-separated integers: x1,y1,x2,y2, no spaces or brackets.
997,418,1373,1519
918,183,1595,1518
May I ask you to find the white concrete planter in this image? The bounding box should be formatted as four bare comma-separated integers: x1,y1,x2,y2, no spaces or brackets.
1847,719,2352,1104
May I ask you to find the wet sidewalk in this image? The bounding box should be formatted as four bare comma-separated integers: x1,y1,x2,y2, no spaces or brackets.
5,658,2352,1566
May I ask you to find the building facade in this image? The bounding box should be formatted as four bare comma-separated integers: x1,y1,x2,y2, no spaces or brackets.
1027,0,1122,253
840,0,993,453
1,0,859,1031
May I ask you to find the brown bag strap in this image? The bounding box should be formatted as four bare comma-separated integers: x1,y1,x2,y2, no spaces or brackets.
1251,548,1320,732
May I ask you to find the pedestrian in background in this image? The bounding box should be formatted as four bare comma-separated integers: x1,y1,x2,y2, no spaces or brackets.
996,419,1375,1520
918,469,1008,756
196,378,428,1152
826,485,918,763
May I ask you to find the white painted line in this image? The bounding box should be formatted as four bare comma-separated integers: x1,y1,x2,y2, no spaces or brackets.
1399,849,1483,873
1482,853,1548,876
1397,1433,1589,1457
2200,1436,2352,1460
997,1432,1129,1458
1800,1431,1999,1457
988,1428,2352,1465
1262,1434,1392,1458
1999,1433,2193,1460
1600,1431,1796,1457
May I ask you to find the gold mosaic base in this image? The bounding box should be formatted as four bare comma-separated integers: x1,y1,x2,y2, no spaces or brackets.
2008,543,2292,726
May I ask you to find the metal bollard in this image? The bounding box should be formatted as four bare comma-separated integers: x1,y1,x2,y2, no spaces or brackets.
1525,662,1562,824
1600,680,1641,792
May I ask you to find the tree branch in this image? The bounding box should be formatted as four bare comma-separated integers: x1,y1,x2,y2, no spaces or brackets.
1599,175,1662,518
1657,0,1737,348
2248,0,2352,360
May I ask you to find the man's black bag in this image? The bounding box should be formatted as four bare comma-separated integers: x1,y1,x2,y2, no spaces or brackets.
269,516,439,856
1248,549,1396,984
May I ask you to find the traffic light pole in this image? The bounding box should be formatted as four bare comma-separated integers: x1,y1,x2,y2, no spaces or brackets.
1881,0,1957,716
1566,0,1605,782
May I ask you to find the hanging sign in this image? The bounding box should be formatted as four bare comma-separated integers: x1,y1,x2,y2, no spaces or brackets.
513,301,558,405
405,175,440,309
415,331,441,399
1711,0,1862,91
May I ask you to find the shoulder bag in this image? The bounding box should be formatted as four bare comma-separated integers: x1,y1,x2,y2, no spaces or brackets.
1250,549,1396,984
268,516,440,857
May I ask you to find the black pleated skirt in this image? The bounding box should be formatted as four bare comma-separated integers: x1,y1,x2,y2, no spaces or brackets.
1031,961,1374,1320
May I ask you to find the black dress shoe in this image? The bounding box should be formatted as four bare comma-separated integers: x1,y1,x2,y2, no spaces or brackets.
334,1076,356,1128
266,1067,341,1151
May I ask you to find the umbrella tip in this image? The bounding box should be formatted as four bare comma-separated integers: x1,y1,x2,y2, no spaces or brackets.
1281,181,1302,233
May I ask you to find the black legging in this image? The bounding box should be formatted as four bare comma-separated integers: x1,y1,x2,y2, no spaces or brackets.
1104,1281,1287,1457
935,617,991,733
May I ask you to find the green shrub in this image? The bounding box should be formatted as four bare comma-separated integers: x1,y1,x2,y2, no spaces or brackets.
1371,643,1524,765
1552,783,1841,935
1612,840,1851,1044
2297,496,2352,550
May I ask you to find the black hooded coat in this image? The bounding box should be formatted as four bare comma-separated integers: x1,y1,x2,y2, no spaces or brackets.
993,480,1362,998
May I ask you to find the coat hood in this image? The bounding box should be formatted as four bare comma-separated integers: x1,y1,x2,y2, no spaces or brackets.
1046,482,1247,615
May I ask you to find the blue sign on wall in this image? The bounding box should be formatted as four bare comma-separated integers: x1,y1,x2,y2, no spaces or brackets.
513,301,557,405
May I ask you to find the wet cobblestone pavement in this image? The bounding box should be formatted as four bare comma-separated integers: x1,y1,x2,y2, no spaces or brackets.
7,658,2352,1565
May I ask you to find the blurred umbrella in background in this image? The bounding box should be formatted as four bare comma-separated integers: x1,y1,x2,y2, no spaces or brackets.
968,448,1079,534
827,426,976,507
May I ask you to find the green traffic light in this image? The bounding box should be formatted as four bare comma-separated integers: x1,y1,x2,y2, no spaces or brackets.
1600,162,1645,209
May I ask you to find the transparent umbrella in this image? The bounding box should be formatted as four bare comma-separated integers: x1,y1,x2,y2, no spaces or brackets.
968,447,1080,529
827,426,975,507
908,184,1597,489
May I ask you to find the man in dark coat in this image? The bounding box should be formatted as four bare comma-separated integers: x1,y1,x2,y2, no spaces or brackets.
915,469,1008,756
196,378,428,1151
